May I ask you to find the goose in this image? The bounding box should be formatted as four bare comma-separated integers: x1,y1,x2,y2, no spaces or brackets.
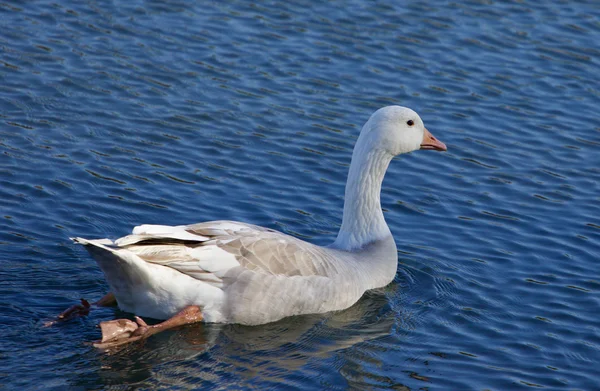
64,106,447,348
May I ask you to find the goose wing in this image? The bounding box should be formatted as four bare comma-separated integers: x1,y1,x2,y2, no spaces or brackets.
114,220,337,287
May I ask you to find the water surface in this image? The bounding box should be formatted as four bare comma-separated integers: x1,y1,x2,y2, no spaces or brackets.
1,0,599,389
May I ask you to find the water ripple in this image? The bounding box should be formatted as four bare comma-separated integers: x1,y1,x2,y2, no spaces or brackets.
0,0,599,389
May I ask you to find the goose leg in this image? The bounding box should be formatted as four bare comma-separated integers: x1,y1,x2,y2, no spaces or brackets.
94,292,117,307
93,305,203,349
44,292,117,326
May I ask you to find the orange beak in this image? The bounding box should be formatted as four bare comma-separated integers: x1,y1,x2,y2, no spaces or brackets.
420,128,447,151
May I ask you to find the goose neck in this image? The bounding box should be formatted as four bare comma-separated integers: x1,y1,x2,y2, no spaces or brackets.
334,146,393,250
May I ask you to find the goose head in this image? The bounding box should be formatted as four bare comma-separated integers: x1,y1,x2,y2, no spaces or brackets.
359,106,447,156
336,105,447,250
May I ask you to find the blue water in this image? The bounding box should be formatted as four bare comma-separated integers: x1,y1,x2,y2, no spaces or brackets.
1,0,599,389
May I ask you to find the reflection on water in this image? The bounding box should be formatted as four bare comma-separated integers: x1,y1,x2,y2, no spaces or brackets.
73,286,405,389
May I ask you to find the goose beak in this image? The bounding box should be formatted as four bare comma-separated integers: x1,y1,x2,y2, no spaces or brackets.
420,128,447,151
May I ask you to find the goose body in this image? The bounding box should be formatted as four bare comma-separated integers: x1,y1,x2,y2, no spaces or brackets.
74,223,397,325
73,106,446,326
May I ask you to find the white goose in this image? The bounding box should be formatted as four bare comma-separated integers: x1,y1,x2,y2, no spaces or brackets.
68,106,446,348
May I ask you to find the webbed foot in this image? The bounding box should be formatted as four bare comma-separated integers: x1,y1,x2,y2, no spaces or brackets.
45,293,117,327
43,299,91,327
93,306,203,349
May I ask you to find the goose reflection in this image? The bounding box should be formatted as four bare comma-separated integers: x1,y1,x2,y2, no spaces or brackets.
83,284,413,389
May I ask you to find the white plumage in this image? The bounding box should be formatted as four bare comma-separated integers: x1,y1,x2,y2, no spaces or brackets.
72,106,446,326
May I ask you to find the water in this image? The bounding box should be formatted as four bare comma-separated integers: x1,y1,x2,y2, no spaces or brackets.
1,0,599,389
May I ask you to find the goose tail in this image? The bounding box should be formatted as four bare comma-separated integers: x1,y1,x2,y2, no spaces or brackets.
70,237,155,314
70,237,223,320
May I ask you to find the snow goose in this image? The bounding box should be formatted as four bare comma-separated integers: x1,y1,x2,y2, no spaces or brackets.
66,106,447,348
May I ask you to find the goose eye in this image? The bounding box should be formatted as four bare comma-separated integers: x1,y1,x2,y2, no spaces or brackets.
407,120,414,126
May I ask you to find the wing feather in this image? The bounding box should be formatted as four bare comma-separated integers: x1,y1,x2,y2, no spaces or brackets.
115,221,334,286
